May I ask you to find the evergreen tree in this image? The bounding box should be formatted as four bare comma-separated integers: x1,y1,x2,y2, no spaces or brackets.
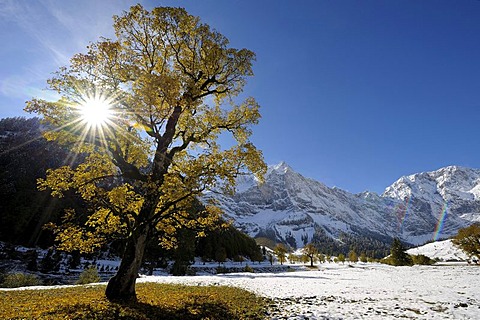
411,254,435,265
170,228,196,276
389,238,412,266
68,251,81,270
233,255,245,265
251,247,264,264
26,250,38,272
196,223,262,262
40,249,56,273
215,247,227,265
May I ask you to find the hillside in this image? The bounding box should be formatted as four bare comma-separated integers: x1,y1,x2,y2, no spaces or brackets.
406,239,468,261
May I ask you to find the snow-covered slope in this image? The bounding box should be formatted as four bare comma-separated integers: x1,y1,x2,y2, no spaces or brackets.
207,163,480,248
406,239,468,261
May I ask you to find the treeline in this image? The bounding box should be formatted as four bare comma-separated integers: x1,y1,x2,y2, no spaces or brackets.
311,227,391,258
139,217,263,275
0,117,262,268
196,225,263,263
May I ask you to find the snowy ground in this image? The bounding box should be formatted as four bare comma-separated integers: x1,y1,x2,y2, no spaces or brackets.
138,263,480,319
3,240,479,319
2,262,479,319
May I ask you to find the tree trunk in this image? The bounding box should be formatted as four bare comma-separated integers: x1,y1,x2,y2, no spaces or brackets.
105,225,150,302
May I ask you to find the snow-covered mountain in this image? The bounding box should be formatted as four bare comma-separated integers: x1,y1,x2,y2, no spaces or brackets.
206,162,480,248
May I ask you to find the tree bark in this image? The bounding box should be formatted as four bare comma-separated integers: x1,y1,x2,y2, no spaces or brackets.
105,224,150,302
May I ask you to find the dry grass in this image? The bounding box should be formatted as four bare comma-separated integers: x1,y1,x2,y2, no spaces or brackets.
0,283,268,319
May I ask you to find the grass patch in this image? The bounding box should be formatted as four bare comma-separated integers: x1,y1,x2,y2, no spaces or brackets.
1,273,41,288
0,283,268,319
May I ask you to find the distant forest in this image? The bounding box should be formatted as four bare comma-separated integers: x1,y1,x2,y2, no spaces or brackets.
0,117,75,247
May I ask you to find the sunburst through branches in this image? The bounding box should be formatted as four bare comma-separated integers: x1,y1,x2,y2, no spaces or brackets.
68,90,122,152
77,93,114,128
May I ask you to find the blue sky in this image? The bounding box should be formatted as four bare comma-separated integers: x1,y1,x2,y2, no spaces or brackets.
1,0,479,194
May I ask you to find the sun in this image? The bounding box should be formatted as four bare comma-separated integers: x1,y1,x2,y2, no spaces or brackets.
78,95,113,127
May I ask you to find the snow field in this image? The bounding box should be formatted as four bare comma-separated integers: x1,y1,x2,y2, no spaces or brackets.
139,263,480,319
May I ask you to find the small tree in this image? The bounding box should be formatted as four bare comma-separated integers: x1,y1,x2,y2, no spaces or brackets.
301,254,310,264
170,228,196,276
317,253,326,264
411,254,435,265
77,266,101,284
389,238,412,266
452,223,480,262
274,244,288,265
337,253,345,264
348,250,358,263
288,253,297,264
1,273,41,288
359,252,368,263
302,243,319,267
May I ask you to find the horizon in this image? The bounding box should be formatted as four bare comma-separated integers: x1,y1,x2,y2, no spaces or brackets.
1,0,480,194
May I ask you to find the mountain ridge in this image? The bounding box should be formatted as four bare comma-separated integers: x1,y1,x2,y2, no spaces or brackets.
207,162,480,251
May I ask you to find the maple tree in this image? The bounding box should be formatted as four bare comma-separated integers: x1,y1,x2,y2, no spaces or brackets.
273,243,288,265
26,4,265,301
452,223,480,262
302,243,318,267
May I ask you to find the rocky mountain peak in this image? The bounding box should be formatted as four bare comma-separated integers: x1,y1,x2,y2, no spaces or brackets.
269,161,292,175
213,164,480,249
382,166,480,202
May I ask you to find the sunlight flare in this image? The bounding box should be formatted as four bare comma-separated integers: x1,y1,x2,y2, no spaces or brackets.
78,94,113,127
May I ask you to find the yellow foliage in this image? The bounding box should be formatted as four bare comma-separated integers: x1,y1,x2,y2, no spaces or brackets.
25,4,266,278
54,224,105,253
108,184,144,213
0,283,268,319
452,223,480,259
